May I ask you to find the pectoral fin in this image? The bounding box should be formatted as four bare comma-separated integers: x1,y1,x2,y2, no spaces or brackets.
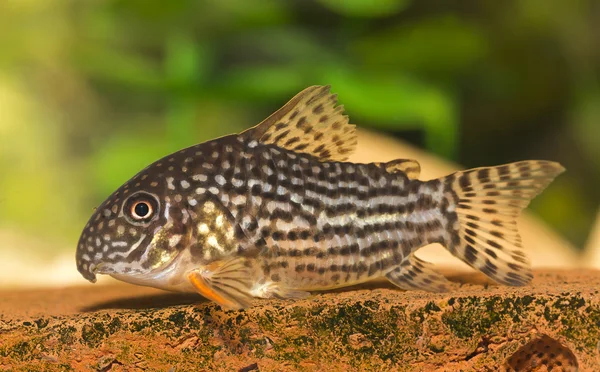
187,257,256,310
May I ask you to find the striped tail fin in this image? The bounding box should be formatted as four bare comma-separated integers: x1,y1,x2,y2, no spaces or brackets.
443,160,565,286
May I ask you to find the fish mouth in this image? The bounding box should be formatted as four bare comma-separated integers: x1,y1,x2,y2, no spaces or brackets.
92,250,184,284
93,262,108,276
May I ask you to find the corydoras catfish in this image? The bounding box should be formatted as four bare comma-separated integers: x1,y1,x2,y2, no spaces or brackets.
76,86,565,310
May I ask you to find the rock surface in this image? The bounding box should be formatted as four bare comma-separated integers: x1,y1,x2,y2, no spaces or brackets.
1,269,599,371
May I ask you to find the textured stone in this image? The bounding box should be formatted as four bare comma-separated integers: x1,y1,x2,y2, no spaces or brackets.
0,269,599,371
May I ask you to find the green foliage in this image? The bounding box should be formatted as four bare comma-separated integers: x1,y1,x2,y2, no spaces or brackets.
0,0,597,253
352,15,487,77
317,0,410,18
319,65,458,157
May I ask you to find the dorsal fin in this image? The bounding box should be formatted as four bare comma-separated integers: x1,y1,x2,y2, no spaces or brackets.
377,159,421,179
240,85,357,162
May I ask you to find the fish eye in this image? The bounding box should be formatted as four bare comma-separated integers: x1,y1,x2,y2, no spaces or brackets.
123,192,159,224
132,201,152,220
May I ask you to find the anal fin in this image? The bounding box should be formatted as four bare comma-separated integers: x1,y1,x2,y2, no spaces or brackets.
187,257,256,310
386,254,450,292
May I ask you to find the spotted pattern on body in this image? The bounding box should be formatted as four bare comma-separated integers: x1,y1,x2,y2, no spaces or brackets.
75,85,565,310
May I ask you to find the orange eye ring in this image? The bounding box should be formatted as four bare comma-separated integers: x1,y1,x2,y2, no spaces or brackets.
123,192,159,224
131,201,153,220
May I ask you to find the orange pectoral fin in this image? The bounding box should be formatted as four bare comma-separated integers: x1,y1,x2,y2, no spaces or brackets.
187,271,240,310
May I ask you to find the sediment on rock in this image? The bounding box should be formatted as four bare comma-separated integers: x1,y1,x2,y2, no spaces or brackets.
0,270,598,371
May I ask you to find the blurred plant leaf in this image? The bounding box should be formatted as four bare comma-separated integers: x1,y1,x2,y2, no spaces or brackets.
74,44,164,90
226,27,336,64
165,33,213,147
0,77,86,243
216,65,308,102
165,35,212,90
352,15,487,78
531,177,592,247
110,0,194,22
571,88,600,170
205,0,290,26
317,0,410,18
89,126,170,194
319,65,458,158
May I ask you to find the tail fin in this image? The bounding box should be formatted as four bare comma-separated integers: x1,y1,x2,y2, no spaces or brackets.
443,160,565,286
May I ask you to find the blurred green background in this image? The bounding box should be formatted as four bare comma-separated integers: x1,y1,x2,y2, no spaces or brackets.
0,0,598,262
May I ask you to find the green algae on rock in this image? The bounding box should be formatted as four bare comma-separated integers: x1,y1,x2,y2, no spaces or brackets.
0,269,599,371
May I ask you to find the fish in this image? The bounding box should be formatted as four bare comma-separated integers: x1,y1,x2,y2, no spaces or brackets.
75,85,565,310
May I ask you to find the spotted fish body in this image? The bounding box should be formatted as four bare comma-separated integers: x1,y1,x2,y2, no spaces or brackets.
76,86,565,310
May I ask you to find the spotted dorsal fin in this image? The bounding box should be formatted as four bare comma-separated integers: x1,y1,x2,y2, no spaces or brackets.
378,159,421,179
240,85,357,162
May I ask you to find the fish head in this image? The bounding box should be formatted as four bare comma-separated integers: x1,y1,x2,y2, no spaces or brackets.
75,156,197,288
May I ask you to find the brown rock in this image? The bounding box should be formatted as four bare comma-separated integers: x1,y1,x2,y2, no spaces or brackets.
1,269,599,371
